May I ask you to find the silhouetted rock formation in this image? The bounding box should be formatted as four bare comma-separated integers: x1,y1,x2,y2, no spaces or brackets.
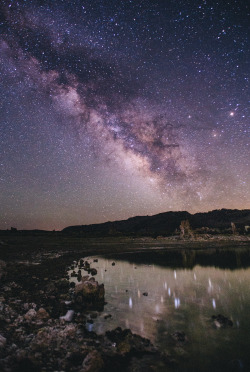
62,209,250,237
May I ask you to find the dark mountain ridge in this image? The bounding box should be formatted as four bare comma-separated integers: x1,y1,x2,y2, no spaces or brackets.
62,209,250,237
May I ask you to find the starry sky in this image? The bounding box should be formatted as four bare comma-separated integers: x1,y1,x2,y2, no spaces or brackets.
0,0,249,230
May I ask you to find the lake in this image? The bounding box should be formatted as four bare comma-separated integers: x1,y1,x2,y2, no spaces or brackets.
69,248,250,371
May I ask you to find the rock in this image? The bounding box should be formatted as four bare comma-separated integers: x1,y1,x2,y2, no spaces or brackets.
212,314,233,328
104,314,112,319
24,309,37,321
75,277,105,304
81,350,104,372
60,310,74,322
55,279,70,292
106,327,154,356
112,262,115,266
36,308,50,320
44,282,57,294
93,259,98,262
66,351,86,367
75,313,87,324
90,268,97,276
32,324,77,351
0,334,7,348
171,331,188,343
0,260,6,279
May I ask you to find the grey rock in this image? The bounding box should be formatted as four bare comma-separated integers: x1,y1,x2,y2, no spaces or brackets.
0,334,7,348
75,277,105,304
24,309,37,321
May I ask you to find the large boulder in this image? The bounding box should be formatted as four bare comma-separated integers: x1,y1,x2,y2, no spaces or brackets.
74,276,105,304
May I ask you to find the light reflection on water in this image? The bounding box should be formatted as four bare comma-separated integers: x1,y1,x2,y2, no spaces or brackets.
69,256,250,371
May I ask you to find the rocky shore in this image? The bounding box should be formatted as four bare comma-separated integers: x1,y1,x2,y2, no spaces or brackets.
0,255,171,372
1,234,249,371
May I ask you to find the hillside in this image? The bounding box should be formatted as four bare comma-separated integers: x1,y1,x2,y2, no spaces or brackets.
62,209,250,237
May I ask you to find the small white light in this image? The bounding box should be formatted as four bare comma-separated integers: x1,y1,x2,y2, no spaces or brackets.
129,297,133,308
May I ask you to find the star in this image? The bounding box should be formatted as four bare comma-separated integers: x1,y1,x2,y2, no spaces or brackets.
0,0,249,229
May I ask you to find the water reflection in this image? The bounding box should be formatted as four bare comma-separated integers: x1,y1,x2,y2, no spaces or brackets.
129,297,133,308
105,247,250,270
69,253,250,371
212,298,216,309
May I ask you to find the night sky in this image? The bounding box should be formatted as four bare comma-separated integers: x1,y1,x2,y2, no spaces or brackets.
0,0,249,230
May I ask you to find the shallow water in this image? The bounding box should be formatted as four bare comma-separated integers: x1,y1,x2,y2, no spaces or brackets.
69,253,250,371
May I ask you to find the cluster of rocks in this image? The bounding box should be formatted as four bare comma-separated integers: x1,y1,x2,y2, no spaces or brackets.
0,253,236,371
68,259,105,311
70,259,98,282
0,258,171,371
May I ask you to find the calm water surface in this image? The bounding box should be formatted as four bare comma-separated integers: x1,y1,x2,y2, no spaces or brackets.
69,252,250,371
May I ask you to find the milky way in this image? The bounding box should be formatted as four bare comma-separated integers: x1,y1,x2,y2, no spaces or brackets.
0,0,249,229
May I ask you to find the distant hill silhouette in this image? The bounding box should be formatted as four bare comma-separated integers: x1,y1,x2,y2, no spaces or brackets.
62,209,250,237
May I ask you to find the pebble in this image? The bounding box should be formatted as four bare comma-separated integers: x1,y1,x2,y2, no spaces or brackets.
60,310,75,322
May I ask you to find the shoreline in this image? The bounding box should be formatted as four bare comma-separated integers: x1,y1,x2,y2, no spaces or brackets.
1,235,250,371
